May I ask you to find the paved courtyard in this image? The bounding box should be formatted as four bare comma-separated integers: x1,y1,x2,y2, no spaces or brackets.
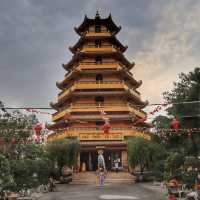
39,183,165,200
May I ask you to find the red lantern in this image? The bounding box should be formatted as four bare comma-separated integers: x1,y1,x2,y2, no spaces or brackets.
168,193,177,200
34,123,43,136
101,122,111,134
170,118,180,132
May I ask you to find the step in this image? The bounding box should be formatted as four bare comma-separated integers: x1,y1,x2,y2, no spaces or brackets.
71,172,135,185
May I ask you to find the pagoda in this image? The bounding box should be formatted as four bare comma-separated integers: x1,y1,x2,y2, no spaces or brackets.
47,12,150,171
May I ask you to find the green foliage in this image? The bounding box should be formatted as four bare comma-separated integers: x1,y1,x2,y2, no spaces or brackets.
45,139,80,175
10,157,53,190
128,137,167,176
164,152,185,178
0,110,38,159
0,108,53,191
184,156,200,170
0,153,15,190
162,68,200,155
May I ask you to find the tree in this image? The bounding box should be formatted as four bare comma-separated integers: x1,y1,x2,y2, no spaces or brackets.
150,68,200,156
128,137,166,172
164,152,185,179
0,108,52,191
45,139,80,175
0,110,38,158
0,153,15,190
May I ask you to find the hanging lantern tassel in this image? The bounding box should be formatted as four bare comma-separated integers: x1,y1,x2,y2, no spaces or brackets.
170,118,180,132
34,123,43,136
187,129,192,138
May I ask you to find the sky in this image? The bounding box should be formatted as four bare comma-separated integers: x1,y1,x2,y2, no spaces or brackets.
0,0,199,122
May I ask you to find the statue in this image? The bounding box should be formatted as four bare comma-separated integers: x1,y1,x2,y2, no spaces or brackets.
97,150,106,170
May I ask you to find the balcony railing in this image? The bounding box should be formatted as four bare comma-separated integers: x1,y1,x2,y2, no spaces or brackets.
52,102,146,121
80,45,117,54
85,32,112,38
47,127,151,142
71,103,130,113
75,81,124,90
57,81,141,103
78,62,121,70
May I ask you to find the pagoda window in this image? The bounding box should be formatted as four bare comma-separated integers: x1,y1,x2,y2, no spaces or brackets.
95,40,101,48
96,120,105,126
95,25,101,33
95,96,104,105
95,56,102,64
96,74,103,82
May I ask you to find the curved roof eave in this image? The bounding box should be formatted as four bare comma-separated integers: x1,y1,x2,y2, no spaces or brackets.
75,14,121,34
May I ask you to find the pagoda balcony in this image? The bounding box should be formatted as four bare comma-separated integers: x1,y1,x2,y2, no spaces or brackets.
71,103,129,113
70,103,145,118
75,80,124,90
52,103,146,121
80,45,117,54
57,81,141,103
47,127,151,142
85,31,112,38
78,62,121,70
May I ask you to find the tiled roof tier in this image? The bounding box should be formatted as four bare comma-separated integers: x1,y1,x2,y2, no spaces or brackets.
56,68,140,89
69,35,128,54
74,13,121,36
62,51,135,71
46,120,68,130
50,89,148,109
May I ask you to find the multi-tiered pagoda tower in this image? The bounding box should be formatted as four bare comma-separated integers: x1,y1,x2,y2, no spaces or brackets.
47,12,150,171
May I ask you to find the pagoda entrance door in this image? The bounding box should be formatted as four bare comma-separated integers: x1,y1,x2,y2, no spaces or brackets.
80,150,122,171
80,151,98,171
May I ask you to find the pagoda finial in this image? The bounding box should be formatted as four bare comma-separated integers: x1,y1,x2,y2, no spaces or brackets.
95,10,100,19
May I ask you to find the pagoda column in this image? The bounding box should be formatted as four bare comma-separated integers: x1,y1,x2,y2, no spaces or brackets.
77,152,80,172
122,150,128,170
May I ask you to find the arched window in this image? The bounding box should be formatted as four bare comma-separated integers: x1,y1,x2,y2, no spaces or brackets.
95,96,104,104
95,56,102,64
96,74,103,82
95,25,101,33
96,120,105,126
95,40,101,48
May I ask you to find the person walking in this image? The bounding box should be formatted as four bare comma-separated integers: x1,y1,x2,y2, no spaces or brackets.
99,167,105,186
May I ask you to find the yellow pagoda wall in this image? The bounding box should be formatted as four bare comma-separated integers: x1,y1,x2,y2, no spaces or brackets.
88,25,108,32
71,121,131,128
73,96,126,104
81,57,115,63
79,74,120,82
85,40,113,46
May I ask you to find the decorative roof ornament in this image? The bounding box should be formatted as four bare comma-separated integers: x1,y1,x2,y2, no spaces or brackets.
95,10,100,19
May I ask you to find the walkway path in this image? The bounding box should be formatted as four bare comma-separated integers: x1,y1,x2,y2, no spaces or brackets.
39,183,165,200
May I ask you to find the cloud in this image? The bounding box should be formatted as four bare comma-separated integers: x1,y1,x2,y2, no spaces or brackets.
131,0,200,104
0,0,199,122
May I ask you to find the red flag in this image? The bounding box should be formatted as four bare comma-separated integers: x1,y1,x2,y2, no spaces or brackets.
34,123,43,135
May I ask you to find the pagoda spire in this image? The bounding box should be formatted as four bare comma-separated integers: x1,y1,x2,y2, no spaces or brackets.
95,10,100,19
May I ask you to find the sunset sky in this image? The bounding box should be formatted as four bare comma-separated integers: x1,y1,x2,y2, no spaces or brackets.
0,0,199,122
